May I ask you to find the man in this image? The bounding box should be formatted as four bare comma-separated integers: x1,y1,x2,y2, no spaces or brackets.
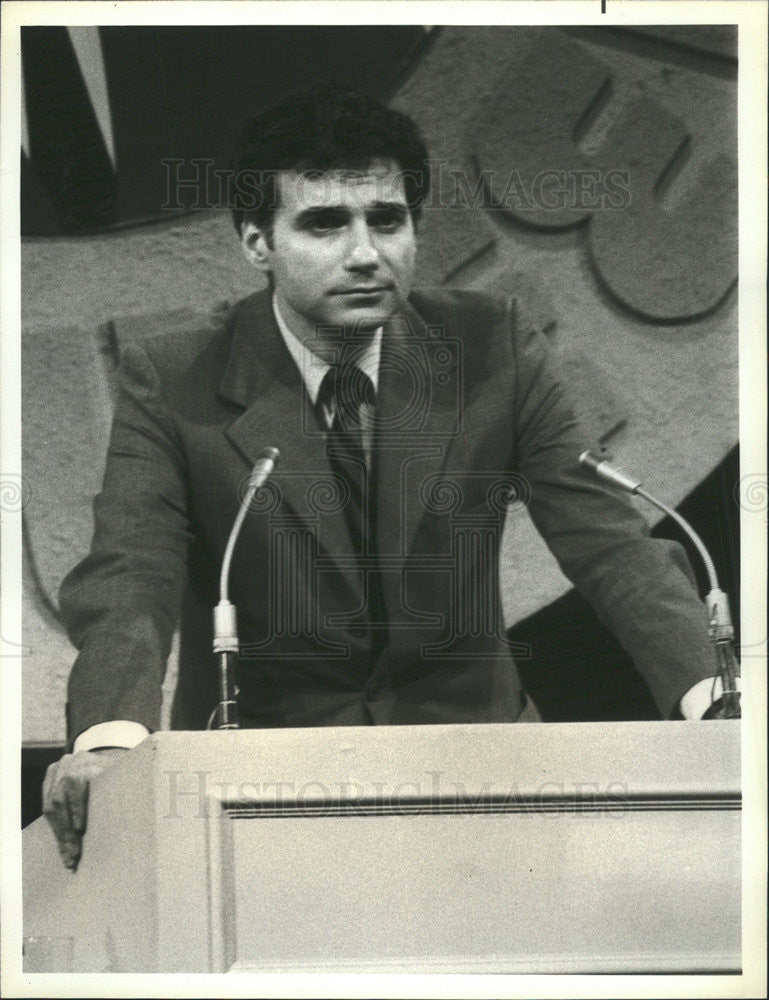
43,87,724,869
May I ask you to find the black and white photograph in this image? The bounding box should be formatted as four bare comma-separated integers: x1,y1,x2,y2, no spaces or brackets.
1,1,766,996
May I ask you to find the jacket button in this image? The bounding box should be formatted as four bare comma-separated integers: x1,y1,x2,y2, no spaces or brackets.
349,626,367,639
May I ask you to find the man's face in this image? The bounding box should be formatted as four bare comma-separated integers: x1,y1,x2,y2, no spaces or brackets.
241,159,417,354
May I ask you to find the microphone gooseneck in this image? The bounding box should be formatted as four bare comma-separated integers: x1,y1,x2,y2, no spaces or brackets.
219,446,280,602
578,451,718,589
578,450,740,719
211,447,280,730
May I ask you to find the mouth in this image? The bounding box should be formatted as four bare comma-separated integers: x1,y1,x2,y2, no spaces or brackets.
331,285,393,297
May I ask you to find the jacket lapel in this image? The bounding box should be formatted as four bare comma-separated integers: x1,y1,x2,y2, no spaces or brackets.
220,291,360,597
219,291,463,615
374,298,461,580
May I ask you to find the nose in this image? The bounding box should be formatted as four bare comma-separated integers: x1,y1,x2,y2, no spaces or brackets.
344,221,379,270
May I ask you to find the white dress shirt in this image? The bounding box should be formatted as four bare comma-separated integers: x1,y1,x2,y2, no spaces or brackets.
273,296,381,460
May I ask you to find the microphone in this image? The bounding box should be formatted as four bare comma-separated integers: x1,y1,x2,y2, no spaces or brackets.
577,450,642,494
579,450,740,719
211,447,279,730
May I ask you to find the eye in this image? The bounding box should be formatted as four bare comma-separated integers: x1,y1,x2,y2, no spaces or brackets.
304,211,347,233
368,208,407,232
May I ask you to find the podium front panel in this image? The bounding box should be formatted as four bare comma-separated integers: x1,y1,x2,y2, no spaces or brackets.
210,781,739,972
23,722,741,973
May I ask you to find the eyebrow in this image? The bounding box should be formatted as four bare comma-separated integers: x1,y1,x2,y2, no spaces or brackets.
293,201,409,226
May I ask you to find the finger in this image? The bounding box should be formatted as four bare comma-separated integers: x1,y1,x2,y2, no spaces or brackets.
67,772,90,834
40,755,89,869
44,803,81,868
43,765,77,846
58,832,82,870
43,773,70,838
59,770,82,833
41,759,60,816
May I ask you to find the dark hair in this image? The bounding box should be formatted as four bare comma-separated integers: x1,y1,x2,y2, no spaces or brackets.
231,86,431,236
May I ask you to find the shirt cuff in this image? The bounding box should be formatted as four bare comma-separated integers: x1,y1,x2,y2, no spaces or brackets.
679,675,742,720
73,720,150,753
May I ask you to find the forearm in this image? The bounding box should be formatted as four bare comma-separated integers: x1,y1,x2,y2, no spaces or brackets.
510,302,718,715
60,342,192,744
563,531,717,715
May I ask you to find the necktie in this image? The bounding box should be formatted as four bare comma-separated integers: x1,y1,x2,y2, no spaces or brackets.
318,364,373,548
318,364,388,648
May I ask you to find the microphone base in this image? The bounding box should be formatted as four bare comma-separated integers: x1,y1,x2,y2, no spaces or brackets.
215,651,241,729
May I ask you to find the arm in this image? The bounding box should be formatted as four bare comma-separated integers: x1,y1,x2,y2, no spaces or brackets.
47,342,192,866
59,341,192,740
509,301,720,718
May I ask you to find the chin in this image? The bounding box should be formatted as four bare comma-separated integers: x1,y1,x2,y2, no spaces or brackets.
331,308,387,331
347,295,403,326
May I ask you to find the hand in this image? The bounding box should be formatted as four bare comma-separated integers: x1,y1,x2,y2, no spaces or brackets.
679,675,741,720
42,747,127,869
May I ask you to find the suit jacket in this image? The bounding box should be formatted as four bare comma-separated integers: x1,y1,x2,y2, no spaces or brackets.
60,288,715,742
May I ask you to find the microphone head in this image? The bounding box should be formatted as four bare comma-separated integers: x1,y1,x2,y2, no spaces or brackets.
579,450,603,473
248,447,280,490
578,450,641,493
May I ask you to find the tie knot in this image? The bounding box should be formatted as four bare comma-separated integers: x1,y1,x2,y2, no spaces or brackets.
320,364,374,429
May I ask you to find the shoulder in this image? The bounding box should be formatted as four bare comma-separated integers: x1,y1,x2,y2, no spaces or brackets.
112,291,270,420
409,285,553,340
408,288,511,329
125,291,263,377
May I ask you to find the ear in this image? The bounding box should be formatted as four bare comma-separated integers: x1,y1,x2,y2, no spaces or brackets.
241,220,272,273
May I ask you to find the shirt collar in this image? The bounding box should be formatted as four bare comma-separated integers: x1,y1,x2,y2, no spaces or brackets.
272,295,382,405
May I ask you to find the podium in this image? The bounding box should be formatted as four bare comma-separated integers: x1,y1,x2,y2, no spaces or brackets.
23,721,741,974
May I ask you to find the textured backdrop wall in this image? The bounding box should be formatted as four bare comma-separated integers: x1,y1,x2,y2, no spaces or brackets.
21,26,738,743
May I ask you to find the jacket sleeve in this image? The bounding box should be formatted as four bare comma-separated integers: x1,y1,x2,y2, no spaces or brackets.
508,298,717,717
59,342,193,745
